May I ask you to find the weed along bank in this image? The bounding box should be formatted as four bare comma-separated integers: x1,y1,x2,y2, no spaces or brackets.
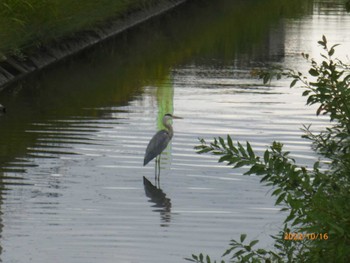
0,0,187,90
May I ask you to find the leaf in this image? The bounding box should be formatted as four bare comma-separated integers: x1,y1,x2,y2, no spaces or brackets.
322,35,327,44
244,245,251,252
256,249,267,255
227,135,234,149
309,68,319,76
323,60,330,68
330,43,340,50
196,147,213,154
219,155,231,163
185,254,198,262
237,142,248,158
260,174,270,183
246,141,255,159
328,48,335,56
240,234,247,243
302,90,311,96
290,78,298,88
219,137,226,149
245,164,266,175
227,156,241,165
264,150,269,164
234,249,245,257
222,246,235,257
285,212,296,223
276,192,286,205
272,188,282,196
306,95,317,105
283,151,291,157
249,240,259,247
231,145,239,155
234,161,247,168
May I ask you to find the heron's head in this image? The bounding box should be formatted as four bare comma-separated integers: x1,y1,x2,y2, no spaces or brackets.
162,113,182,126
164,113,182,120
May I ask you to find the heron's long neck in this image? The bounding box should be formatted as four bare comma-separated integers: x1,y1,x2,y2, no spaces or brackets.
164,122,174,139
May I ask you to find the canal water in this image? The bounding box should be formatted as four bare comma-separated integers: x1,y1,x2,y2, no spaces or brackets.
0,0,349,262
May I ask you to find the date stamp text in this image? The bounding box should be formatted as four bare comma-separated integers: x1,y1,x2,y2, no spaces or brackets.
284,232,328,241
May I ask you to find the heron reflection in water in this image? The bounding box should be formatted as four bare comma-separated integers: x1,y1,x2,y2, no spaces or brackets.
143,176,171,226
143,113,182,182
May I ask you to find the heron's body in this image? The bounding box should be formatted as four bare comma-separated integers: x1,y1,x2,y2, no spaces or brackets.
143,114,181,180
144,129,172,166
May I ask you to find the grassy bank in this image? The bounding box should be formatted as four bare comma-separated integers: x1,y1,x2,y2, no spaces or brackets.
0,0,162,58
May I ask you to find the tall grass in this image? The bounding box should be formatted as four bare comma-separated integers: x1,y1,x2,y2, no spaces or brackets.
0,0,160,57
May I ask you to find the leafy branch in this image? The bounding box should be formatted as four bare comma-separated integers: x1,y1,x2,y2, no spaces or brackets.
253,35,350,171
187,37,350,263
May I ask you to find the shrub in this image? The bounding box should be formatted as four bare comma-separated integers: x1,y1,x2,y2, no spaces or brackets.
186,36,350,263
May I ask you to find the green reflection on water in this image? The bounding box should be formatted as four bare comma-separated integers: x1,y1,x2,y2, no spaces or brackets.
157,76,174,129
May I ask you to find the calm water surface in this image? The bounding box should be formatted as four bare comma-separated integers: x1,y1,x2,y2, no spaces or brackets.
0,1,349,262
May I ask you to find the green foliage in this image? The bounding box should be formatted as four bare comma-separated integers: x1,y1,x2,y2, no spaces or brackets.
0,0,160,56
186,230,308,263
255,35,350,172
187,37,350,262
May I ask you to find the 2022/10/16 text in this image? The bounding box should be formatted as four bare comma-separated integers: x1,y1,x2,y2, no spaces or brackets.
284,233,329,241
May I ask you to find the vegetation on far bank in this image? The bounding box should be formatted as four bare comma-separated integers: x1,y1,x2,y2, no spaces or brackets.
0,0,162,59
186,37,350,262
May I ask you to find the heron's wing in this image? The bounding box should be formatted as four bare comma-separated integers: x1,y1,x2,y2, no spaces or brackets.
144,130,171,166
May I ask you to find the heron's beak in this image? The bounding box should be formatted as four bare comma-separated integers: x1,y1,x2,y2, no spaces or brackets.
172,115,183,119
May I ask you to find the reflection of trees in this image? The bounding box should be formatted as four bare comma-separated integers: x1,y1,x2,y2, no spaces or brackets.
143,176,171,227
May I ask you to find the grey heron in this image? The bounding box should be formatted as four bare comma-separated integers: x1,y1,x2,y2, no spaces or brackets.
144,113,182,181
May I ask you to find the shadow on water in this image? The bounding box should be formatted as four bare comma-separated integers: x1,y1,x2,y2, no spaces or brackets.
143,176,171,227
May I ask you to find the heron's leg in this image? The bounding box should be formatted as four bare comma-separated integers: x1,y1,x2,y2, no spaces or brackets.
157,154,161,185
154,156,158,183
